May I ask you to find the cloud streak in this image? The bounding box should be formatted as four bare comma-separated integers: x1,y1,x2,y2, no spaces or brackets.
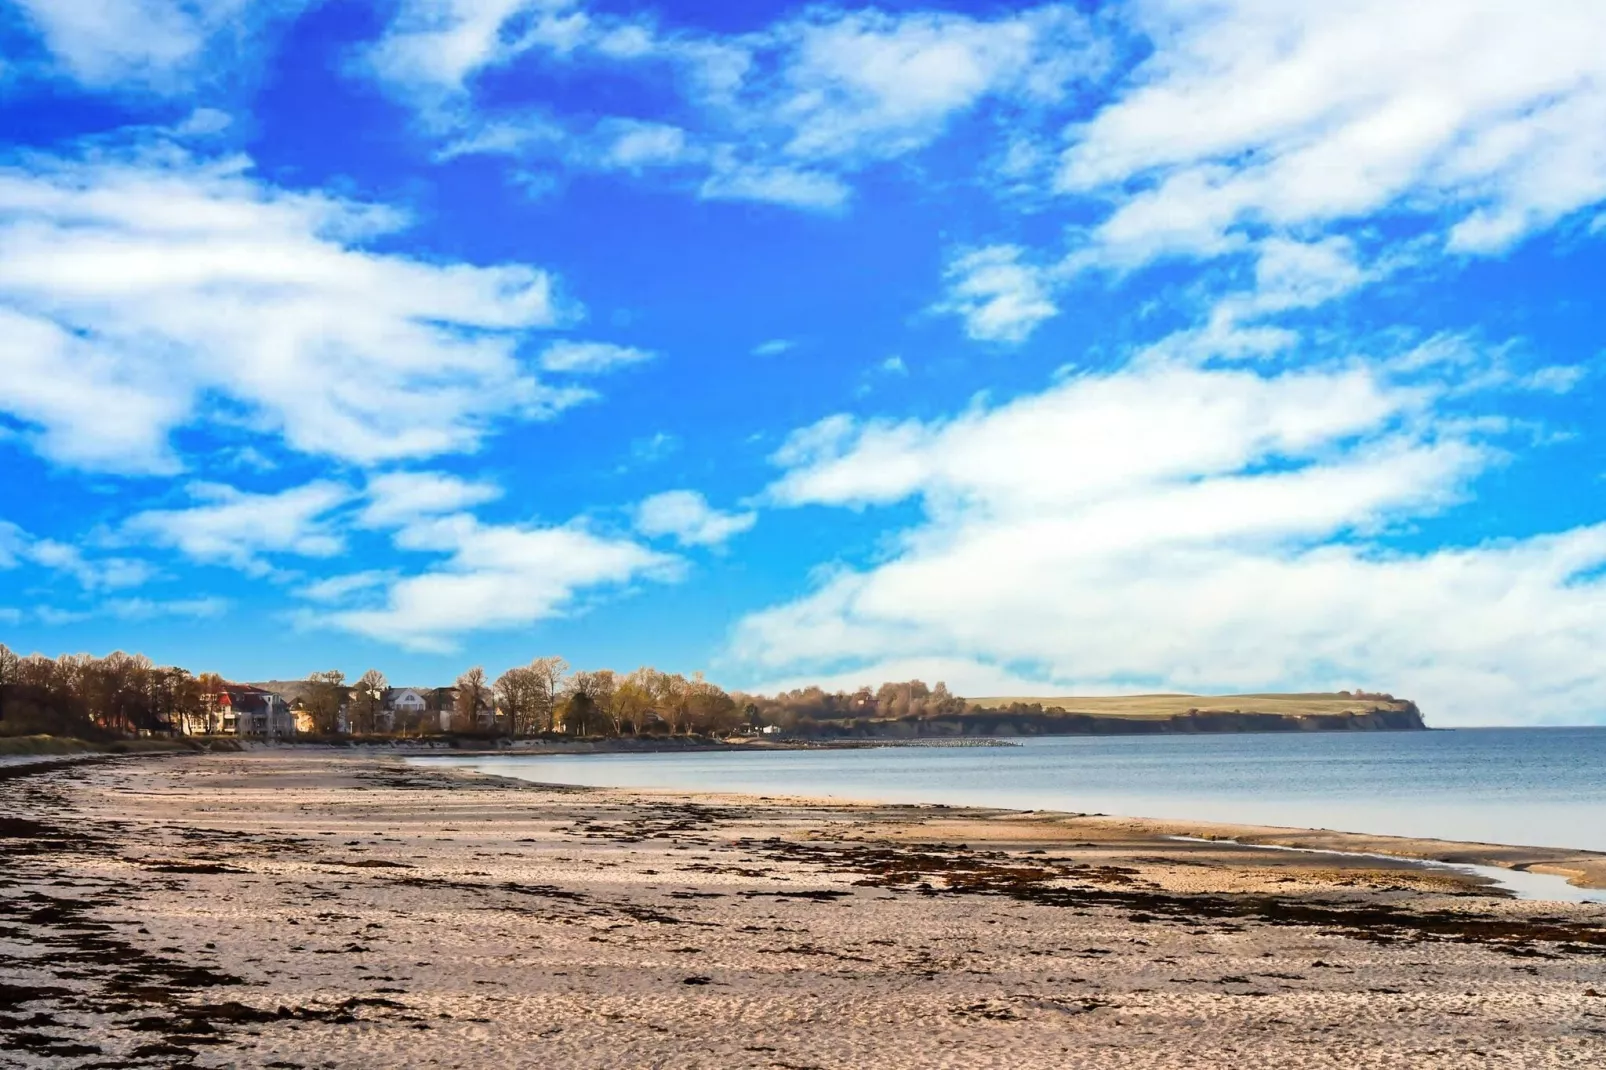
361,1,1107,211
322,512,679,652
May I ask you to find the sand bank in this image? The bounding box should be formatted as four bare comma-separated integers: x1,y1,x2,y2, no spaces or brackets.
2,750,1603,1068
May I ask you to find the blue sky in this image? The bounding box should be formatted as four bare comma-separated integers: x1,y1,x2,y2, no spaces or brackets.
1,1,1604,725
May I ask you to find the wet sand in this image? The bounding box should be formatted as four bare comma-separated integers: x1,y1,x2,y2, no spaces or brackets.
2,750,1604,1068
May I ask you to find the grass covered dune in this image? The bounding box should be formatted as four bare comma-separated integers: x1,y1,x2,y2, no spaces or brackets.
2,749,1604,1069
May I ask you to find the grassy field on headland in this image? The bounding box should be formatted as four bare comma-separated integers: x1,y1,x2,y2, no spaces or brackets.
816,691,1427,737
970,692,1417,718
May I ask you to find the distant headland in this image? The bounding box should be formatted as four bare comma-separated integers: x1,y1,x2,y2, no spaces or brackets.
834,691,1427,738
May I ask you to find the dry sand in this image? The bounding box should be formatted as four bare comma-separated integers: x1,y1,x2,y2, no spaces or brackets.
2,749,1604,1068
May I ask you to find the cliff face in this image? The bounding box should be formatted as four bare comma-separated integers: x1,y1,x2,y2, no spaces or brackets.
797,702,1427,739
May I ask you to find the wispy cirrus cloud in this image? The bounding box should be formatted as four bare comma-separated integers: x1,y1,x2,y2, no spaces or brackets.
8,0,311,94
751,338,794,357
103,595,227,620
358,1,1108,211
0,519,153,590
539,340,656,374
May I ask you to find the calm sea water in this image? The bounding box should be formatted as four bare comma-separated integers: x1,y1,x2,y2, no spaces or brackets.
416,728,1606,853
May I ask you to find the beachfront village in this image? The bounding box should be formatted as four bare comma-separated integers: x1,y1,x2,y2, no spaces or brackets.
203,677,778,740
0,643,973,743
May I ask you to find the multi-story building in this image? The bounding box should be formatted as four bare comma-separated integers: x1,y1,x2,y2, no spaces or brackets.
219,685,296,738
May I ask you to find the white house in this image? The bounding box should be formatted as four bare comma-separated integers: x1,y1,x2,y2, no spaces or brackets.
386,688,428,718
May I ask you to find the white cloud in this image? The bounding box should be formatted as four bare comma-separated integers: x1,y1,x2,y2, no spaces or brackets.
0,595,226,625
750,7,1092,165
738,357,1606,725
698,159,852,212
360,470,503,528
0,141,584,473
0,306,194,473
359,0,586,117
35,607,92,626
124,480,351,572
23,540,154,591
323,512,677,651
1523,364,1588,394
0,521,26,568
1058,1,1606,266
635,490,757,548
0,519,153,590
936,244,1059,344
628,432,680,465
539,340,656,374
1162,235,1380,361
295,570,394,604
601,120,689,170
362,2,1105,211
175,107,233,136
1385,332,1594,400
12,0,309,93
768,361,1414,510
441,115,693,177
752,338,794,357
748,656,1060,702
104,595,227,620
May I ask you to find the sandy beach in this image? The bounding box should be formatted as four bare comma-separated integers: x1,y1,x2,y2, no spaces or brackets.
3,750,1605,1068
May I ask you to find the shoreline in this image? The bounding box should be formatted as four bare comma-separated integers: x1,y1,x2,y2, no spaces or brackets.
13,741,1605,891
413,751,1606,893
5,750,1605,1068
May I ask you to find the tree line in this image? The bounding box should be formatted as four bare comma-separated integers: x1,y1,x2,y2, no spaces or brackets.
1,640,973,740
739,680,967,731
0,643,224,738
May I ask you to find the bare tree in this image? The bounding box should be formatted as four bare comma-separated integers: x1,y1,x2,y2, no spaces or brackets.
495,666,539,737
195,672,226,733
687,674,740,736
613,669,654,735
564,670,614,736
352,669,388,735
0,642,18,723
527,656,568,733
455,667,489,733
304,669,346,735
587,669,616,736
655,671,691,735
148,666,199,735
